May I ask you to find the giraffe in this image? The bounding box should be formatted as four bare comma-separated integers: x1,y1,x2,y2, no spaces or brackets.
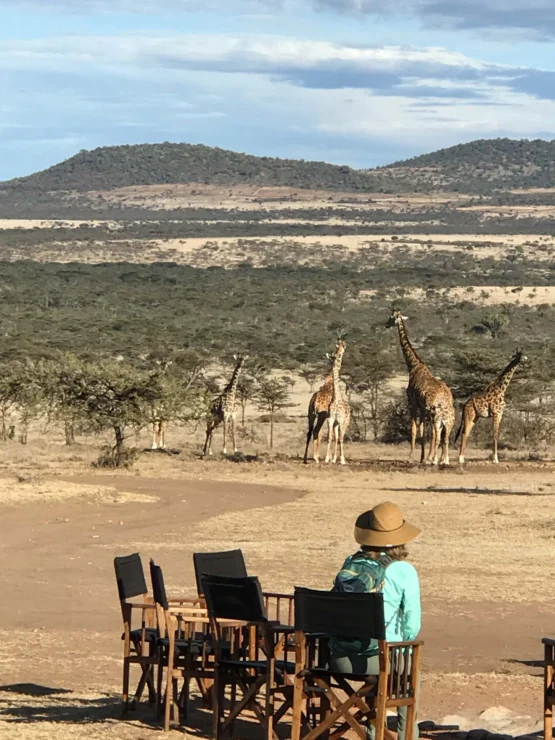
324,339,351,465
203,354,248,457
149,359,172,450
456,348,526,465
303,352,335,464
386,309,455,465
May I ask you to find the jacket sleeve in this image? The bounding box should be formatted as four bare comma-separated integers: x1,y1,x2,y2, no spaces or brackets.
401,565,421,640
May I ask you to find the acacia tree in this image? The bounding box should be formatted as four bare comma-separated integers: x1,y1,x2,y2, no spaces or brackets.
342,341,396,441
139,349,208,445
0,359,50,444
255,375,295,448
236,364,265,429
53,358,159,467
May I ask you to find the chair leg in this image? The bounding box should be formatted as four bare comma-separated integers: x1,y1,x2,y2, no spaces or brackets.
212,670,225,740
156,650,165,718
374,677,387,740
122,658,130,715
545,644,554,740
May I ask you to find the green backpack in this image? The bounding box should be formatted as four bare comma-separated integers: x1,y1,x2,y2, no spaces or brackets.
330,552,392,657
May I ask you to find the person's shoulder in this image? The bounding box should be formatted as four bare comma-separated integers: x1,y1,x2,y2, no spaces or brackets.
386,560,419,580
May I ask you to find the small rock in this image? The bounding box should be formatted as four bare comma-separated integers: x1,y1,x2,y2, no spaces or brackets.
480,706,517,723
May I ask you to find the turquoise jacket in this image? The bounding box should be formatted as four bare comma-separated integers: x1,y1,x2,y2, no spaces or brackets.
381,560,421,642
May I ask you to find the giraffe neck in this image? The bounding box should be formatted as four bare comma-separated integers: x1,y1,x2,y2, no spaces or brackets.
331,352,344,402
397,320,423,373
493,357,520,394
223,359,244,406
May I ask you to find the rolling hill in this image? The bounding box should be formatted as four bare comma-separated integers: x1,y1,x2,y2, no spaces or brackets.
383,137,555,191
1,137,555,197
0,143,384,193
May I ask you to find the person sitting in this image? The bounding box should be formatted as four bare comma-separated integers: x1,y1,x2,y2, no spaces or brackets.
330,501,422,740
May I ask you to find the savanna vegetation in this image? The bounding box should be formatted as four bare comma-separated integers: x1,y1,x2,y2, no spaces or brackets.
0,259,554,464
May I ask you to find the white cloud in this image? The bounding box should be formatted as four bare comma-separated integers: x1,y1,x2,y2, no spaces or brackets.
1,32,555,180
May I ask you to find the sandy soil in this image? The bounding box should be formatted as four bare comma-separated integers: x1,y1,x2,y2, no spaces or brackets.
0,439,553,738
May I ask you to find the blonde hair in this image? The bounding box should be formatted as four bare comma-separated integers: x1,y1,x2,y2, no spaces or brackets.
360,544,409,561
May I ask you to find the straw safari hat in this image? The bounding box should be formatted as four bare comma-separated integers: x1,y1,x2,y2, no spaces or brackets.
354,502,421,548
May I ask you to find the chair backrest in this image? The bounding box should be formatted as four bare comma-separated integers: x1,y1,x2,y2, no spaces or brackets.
193,550,248,596
114,552,148,601
202,574,267,623
294,587,386,641
149,559,169,611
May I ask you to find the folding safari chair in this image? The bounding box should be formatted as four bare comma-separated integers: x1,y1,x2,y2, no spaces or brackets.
113,553,158,711
194,548,294,626
544,638,555,740
292,587,423,740
193,549,248,596
150,559,219,731
202,573,297,740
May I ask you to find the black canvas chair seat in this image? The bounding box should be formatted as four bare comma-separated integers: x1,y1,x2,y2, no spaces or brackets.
158,636,204,656
126,627,158,643
221,658,296,674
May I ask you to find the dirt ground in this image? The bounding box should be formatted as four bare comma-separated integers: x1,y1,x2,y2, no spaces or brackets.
0,434,554,738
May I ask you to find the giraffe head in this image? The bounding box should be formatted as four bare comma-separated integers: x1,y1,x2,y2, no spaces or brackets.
232,353,249,366
385,309,408,329
326,338,346,365
512,347,527,364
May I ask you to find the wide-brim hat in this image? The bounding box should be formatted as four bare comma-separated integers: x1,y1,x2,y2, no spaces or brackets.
355,502,421,548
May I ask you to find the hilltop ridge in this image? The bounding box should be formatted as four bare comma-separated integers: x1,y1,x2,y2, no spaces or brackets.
2,137,555,196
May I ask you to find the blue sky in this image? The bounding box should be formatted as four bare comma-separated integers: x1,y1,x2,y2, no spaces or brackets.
1,0,555,181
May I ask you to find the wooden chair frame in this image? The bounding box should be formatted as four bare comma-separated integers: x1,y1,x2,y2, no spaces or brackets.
203,574,297,740
544,638,555,740
114,553,159,711
291,588,422,740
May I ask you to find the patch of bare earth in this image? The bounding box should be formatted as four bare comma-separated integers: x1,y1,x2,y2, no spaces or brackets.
0,444,554,737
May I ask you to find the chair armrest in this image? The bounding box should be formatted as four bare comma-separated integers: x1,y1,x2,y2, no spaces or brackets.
129,602,156,611
168,597,201,604
387,640,424,648
542,638,555,647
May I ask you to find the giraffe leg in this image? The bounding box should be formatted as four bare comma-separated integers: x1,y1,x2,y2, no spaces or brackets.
441,420,453,466
151,422,158,450
458,407,477,464
303,414,315,464
203,423,214,457
324,418,334,464
331,423,340,464
338,426,347,465
410,417,417,459
419,418,427,464
430,422,441,465
230,417,238,453
312,413,327,464
222,420,227,455
492,413,502,464
160,421,166,450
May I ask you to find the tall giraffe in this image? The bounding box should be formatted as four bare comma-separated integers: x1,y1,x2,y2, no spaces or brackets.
150,359,172,450
456,348,526,465
303,352,335,464
203,354,248,457
324,339,351,465
386,310,455,465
